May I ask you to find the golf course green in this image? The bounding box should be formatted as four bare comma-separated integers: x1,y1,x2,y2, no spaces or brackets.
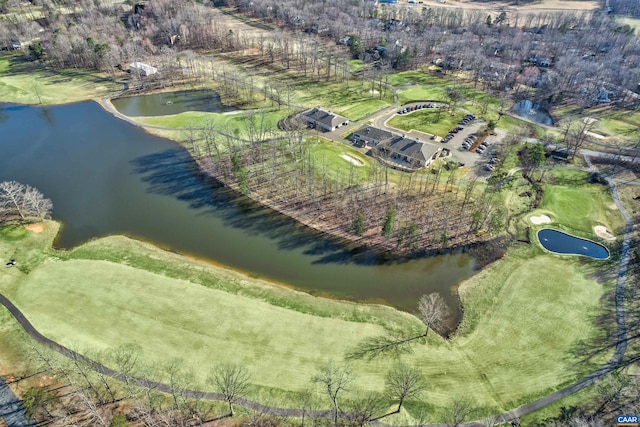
0,221,611,422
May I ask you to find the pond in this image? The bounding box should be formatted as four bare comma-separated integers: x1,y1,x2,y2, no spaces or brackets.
111,89,235,117
511,100,553,125
537,228,609,260
0,101,477,326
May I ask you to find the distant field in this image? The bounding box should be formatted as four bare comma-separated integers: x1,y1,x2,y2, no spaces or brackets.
0,222,609,422
0,55,119,105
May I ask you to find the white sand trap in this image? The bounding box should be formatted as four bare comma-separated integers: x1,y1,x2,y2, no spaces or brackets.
586,131,606,139
594,225,616,241
370,89,379,96
341,154,364,166
584,117,598,125
530,214,552,225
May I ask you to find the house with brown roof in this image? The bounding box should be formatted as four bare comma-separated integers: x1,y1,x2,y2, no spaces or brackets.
303,107,349,132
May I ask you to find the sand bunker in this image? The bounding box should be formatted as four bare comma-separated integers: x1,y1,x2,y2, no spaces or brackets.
530,214,551,225
340,154,364,166
586,131,606,140
594,225,616,241
25,223,44,233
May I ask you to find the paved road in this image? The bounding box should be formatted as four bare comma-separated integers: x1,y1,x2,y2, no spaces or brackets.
0,377,34,427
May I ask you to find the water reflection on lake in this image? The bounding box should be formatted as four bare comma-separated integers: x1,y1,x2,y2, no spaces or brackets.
0,101,477,325
511,100,553,125
112,89,235,117
538,228,609,260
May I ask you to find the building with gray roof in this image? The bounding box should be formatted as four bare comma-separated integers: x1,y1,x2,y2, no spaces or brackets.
303,107,349,132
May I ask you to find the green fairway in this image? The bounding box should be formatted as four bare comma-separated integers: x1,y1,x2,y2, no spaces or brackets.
539,182,625,235
396,86,448,105
135,108,289,137
0,55,119,105
310,137,372,182
387,109,465,137
598,113,640,141
291,81,393,120
386,70,454,88
333,99,389,121
0,222,611,422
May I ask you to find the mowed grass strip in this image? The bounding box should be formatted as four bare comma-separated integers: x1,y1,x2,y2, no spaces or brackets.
387,109,466,137
135,108,289,136
1,225,609,419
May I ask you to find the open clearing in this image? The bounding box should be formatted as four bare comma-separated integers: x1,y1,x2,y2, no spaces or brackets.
415,0,599,13
0,222,610,421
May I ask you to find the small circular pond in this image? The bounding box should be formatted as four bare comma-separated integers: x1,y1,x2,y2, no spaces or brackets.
112,89,236,116
511,100,553,125
537,228,609,260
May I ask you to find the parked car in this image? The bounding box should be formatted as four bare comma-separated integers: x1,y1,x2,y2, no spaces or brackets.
456,126,464,131
476,148,485,154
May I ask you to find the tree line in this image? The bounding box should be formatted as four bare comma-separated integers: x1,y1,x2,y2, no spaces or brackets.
2,0,640,111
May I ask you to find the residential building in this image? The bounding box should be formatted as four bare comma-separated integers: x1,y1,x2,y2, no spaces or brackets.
129,62,158,76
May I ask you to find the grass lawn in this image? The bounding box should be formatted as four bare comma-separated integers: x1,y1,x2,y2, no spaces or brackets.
387,109,465,137
310,137,372,183
386,70,455,88
0,221,611,422
0,55,119,105
539,176,625,235
396,86,448,105
598,112,640,141
135,108,289,138
333,99,389,121
291,80,393,120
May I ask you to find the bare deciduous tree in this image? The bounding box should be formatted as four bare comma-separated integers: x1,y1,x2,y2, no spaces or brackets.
384,362,427,415
0,180,52,221
312,360,352,427
209,363,250,416
443,396,478,427
417,293,450,337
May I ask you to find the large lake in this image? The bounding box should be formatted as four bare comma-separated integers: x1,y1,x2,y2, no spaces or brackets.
0,101,476,323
